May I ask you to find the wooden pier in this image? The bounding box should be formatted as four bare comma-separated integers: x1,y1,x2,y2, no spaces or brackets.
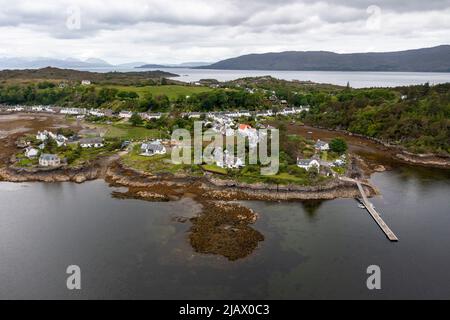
355,181,399,242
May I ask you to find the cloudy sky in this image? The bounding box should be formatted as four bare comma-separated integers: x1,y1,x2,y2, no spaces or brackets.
1,0,449,64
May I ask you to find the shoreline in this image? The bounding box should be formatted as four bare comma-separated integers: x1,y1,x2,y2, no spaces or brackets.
0,159,377,201
303,125,450,169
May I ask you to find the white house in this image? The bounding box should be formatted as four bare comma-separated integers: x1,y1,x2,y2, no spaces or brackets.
315,140,330,151
25,147,39,159
119,111,133,119
213,147,245,169
89,109,105,117
146,113,162,120
278,107,296,116
39,154,61,167
61,108,83,115
79,137,104,148
140,141,166,156
256,110,273,117
297,159,320,172
187,112,202,119
237,110,251,117
36,131,49,141
55,134,68,147
31,106,44,112
81,80,91,86
225,128,235,137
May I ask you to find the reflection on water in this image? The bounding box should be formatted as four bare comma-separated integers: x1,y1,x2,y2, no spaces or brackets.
0,163,450,299
301,200,325,218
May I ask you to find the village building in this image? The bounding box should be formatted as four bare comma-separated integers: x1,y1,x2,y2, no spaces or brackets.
81,80,91,86
315,139,330,151
25,147,39,158
140,141,166,156
55,135,68,147
238,110,251,117
146,113,162,120
36,131,49,141
213,147,245,169
297,158,320,172
187,112,202,119
256,110,274,117
119,111,133,119
31,106,44,112
39,154,61,167
61,108,85,115
79,137,104,148
89,109,106,117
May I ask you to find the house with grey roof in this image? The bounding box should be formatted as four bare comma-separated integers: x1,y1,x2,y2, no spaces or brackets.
297,158,320,172
39,154,61,167
140,141,166,156
314,139,330,151
25,147,39,159
79,137,104,148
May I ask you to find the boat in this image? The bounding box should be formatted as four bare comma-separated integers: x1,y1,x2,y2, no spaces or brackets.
358,204,366,209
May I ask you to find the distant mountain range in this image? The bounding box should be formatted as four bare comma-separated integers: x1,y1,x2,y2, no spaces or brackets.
2,45,449,72
198,45,450,72
0,57,115,69
0,57,211,70
136,62,211,69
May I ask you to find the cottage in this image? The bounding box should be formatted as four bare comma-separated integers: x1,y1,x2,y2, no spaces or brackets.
36,131,48,141
79,137,104,148
119,111,133,119
256,110,273,117
89,109,105,117
187,112,202,119
61,108,84,115
31,106,44,112
238,110,251,117
214,148,245,169
140,141,166,156
55,135,67,147
81,80,91,86
315,140,330,151
39,154,60,167
25,147,39,159
146,113,162,120
297,159,320,172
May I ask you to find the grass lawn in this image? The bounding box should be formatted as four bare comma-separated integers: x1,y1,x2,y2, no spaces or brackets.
102,123,161,141
97,85,213,100
121,145,198,174
202,164,228,175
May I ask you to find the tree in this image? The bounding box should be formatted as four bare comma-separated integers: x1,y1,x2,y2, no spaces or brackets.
329,138,348,154
129,113,143,126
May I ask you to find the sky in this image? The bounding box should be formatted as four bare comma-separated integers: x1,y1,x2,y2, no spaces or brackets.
0,0,450,64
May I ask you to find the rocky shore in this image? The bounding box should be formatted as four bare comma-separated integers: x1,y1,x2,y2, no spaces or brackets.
0,165,100,183
307,125,450,169
105,161,377,202
395,152,450,169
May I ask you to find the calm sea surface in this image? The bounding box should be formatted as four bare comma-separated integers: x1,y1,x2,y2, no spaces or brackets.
1,165,449,299
78,67,450,88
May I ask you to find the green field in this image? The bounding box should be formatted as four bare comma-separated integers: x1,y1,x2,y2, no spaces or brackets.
121,145,200,174
102,123,161,140
98,85,213,100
